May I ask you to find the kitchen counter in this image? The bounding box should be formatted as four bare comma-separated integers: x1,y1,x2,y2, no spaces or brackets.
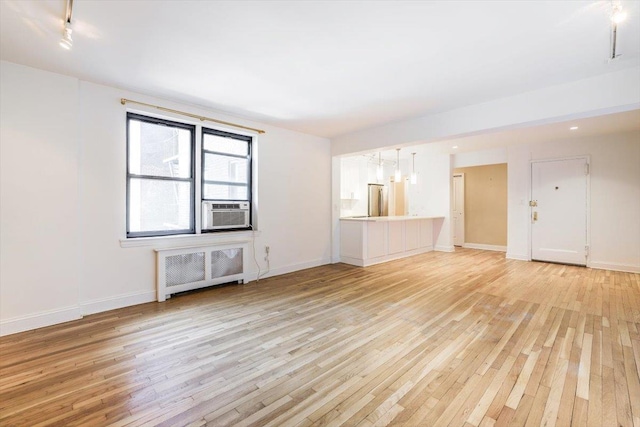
340,215,443,222
339,216,445,267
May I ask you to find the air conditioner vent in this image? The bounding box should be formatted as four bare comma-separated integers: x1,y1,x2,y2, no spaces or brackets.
211,203,241,209
211,211,247,227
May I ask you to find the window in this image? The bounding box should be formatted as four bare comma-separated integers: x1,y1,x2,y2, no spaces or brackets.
126,113,253,238
127,113,195,237
202,129,252,203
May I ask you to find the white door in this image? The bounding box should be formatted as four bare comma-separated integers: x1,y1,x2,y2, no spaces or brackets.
531,158,588,265
453,174,465,246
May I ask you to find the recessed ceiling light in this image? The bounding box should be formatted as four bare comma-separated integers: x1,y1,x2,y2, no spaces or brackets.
452,145,458,149
569,126,578,131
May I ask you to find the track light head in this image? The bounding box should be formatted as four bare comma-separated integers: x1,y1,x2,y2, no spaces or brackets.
611,4,627,24
60,22,73,49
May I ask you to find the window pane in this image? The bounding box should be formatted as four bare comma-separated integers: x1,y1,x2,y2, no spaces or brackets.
203,183,248,201
129,178,192,233
129,119,192,178
203,153,249,184
203,133,248,156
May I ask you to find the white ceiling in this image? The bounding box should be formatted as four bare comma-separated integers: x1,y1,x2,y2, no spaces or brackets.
1,1,639,138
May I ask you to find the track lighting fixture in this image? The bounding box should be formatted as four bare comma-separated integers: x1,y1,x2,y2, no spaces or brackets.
60,0,74,50
60,22,73,50
611,2,627,24
610,1,627,60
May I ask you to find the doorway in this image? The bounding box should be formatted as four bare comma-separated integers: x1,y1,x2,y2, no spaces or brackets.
452,165,507,251
453,173,464,246
530,157,589,266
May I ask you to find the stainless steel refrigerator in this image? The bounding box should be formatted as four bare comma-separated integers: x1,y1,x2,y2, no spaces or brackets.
368,184,388,217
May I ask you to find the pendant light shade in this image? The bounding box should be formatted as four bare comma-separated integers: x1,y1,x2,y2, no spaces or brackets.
394,148,401,181
376,152,383,182
410,152,417,184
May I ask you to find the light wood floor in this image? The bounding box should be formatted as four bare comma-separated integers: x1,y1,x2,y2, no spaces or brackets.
1,249,639,427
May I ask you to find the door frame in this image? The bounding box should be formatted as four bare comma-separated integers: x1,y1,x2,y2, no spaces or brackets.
452,173,465,247
528,155,591,266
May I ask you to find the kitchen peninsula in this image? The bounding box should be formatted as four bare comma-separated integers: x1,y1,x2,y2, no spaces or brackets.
339,216,444,267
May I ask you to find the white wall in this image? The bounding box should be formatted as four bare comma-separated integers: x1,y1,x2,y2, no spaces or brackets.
0,60,332,335
407,150,453,251
1,63,82,332
453,147,507,169
507,131,640,272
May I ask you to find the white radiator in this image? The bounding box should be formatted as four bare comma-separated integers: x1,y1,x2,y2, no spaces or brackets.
155,241,249,302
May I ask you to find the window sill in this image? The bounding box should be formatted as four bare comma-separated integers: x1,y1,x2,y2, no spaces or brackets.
119,230,259,248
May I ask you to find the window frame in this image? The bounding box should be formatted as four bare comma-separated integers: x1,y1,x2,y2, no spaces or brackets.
126,112,196,238
201,127,253,232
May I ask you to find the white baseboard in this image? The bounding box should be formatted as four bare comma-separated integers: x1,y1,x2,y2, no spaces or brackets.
251,257,332,281
463,243,507,252
506,252,530,261
435,245,455,253
589,261,640,274
0,305,82,337
81,290,156,315
339,255,366,267
340,246,434,267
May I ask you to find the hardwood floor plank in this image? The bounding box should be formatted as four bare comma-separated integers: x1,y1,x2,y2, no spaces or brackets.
587,370,603,427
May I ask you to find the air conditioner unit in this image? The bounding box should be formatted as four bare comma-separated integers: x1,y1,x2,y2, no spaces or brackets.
202,201,250,230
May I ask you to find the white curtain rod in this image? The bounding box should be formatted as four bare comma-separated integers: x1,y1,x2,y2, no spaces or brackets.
120,98,266,135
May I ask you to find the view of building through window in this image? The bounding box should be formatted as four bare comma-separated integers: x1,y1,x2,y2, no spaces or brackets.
127,114,194,237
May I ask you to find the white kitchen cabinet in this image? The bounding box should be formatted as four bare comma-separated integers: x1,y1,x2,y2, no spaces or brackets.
419,219,434,248
405,220,420,251
367,221,387,258
339,216,443,267
388,221,405,255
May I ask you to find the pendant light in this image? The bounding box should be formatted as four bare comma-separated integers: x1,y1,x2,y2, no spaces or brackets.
394,149,401,181
410,152,417,184
376,152,383,182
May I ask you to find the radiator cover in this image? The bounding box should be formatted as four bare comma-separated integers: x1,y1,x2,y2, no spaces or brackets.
155,241,249,301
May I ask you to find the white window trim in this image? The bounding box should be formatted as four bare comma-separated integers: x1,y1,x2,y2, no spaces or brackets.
120,230,260,248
